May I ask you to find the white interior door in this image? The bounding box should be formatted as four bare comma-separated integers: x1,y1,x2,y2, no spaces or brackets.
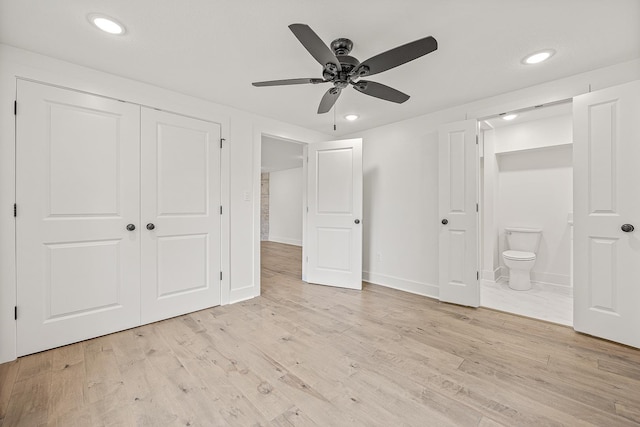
16,81,141,356
306,138,362,289
573,80,640,348
140,108,221,324
438,120,479,307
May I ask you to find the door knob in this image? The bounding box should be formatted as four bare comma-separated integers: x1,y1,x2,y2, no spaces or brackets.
354,219,360,224
126,224,136,231
441,219,448,225
146,223,155,230
621,224,635,232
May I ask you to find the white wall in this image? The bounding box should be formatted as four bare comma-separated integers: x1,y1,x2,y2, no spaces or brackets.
491,114,573,287
494,114,572,153
347,59,640,299
0,44,330,363
268,167,303,246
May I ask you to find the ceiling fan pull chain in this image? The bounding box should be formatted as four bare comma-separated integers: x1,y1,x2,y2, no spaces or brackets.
333,104,337,131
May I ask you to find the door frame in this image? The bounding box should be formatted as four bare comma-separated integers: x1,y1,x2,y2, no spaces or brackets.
475,99,574,297
257,133,309,282
252,129,316,301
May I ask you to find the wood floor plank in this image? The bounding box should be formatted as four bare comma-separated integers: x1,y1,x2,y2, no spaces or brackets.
0,360,19,424
46,344,87,425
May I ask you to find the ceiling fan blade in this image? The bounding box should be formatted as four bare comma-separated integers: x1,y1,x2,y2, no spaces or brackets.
352,80,410,103
252,78,326,87
318,88,342,114
289,24,342,71
356,36,437,77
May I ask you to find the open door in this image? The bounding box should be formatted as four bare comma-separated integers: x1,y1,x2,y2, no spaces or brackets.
573,80,640,348
306,138,362,289
438,120,479,307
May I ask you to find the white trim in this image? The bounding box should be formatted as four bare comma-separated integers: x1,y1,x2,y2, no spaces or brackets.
363,271,438,299
253,131,329,293
498,267,573,296
268,236,302,247
229,287,259,304
482,267,501,282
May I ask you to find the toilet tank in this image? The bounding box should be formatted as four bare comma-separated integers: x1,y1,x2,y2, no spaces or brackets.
505,227,542,253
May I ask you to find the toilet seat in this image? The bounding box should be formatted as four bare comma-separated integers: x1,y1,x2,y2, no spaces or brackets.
503,250,536,261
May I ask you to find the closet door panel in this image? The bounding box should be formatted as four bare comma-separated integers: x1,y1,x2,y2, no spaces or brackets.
140,108,221,324
16,81,141,356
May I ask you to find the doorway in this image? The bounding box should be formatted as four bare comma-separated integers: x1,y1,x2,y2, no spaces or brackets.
260,134,306,280
478,102,574,325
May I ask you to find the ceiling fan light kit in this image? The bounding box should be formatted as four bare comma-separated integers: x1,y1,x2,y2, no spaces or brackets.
252,24,438,114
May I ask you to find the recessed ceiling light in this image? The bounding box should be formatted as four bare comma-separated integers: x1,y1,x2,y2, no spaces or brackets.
88,14,126,35
345,114,359,121
502,114,518,121
523,49,555,65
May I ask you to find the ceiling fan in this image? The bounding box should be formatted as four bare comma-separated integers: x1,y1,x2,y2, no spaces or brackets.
252,24,438,114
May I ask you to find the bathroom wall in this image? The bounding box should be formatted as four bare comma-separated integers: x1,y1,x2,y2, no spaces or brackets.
268,167,303,246
493,113,573,288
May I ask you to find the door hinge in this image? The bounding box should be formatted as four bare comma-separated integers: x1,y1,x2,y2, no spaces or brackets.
14,100,17,116
306,206,309,213
475,135,478,144
220,271,223,281
14,306,17,320
220,138,225,149
477,271,479,280
13,203,17,217
220,205,223,215
476,203,479,212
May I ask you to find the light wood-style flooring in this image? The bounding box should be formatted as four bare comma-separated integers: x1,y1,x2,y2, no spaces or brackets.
1,241,640,426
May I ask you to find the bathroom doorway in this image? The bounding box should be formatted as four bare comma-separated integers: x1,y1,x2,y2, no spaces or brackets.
478,101,574,325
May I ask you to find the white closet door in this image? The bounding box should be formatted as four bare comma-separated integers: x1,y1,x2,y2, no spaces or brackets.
16,81,141,356
306,138,363,289
438,120,479,307
140,108,221,324
573,80,640,348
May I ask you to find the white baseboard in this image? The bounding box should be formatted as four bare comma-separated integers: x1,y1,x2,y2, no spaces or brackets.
268,236,302,247
482,267,501,282
229,286,259,304
363,271,439,299
494,266,573,296
531,271,571,288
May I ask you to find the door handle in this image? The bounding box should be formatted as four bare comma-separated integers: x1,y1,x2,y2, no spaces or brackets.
441,219,448,225
126,224,136,231
354,219,360,224
146,223,155,230
621,224,634,232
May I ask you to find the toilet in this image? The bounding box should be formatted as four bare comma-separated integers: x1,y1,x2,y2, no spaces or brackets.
502,227,542,291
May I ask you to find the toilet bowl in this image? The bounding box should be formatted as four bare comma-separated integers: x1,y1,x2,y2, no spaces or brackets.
502,227,542,291
503,250,536,290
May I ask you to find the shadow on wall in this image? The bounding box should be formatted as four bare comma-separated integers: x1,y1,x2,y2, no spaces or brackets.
497,145,572,172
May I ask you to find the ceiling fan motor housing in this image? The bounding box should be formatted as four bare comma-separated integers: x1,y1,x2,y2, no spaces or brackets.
330,38,353,55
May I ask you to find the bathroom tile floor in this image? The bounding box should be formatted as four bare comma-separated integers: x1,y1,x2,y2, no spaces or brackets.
481,279,573,326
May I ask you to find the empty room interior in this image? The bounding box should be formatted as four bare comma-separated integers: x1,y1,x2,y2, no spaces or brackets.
1,1,640,426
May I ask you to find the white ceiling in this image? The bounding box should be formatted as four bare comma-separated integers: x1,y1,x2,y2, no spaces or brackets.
261,136,304,173
1,0,638,136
